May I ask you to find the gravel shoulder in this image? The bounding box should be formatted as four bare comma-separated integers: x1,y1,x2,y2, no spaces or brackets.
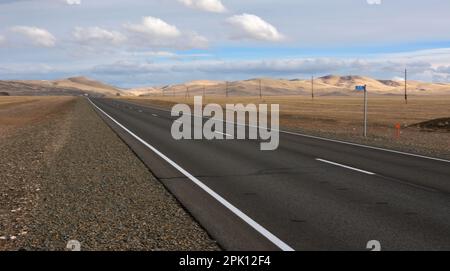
0,97,218,251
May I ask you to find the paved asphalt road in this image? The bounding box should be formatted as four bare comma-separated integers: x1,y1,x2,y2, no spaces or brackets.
90,98,450,251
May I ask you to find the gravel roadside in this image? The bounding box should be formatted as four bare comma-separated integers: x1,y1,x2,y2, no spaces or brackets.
0,97,219,251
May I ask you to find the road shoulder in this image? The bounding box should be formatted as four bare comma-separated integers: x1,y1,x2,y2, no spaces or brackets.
0,97,219,251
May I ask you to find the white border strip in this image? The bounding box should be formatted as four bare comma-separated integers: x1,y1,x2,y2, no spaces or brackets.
88,98,295,252
119,99,450,164
316,158,376,175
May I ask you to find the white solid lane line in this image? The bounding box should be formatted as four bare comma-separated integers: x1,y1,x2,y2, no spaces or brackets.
88,98,295,251
316,158,376,175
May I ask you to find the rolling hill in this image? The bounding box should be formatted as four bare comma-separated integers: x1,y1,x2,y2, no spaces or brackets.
132,75,450,97
1,75,449,97
0,77,124,97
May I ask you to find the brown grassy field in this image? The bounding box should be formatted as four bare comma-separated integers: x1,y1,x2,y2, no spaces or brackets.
0,96,75,138
120,95,450,158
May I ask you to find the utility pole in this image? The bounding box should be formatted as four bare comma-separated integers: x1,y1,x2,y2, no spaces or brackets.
225,81,229,97
259,79,262,99
203,86,206,98
185,86,190,98
356,84,368,137
311,76,315,100
405,69,408,104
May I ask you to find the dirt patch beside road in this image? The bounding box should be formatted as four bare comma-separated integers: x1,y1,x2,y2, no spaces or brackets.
0,97,218,251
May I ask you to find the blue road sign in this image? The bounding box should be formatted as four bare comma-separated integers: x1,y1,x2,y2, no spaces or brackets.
355,85,366,91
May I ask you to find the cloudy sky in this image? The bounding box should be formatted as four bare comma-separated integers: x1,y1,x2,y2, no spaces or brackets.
1,0,450,87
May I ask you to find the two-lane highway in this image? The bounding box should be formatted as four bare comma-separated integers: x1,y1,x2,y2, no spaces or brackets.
90,97,450,251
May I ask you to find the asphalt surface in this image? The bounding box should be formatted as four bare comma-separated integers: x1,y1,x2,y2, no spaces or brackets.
90,97,450,251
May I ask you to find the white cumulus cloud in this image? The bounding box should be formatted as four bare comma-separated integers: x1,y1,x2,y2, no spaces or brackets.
65,0,81,5
10,26,56,47
125,16,181,39
73,27,126,45
124,16,208,49
178,0,226,13
185,31,209,49
227,13,284,42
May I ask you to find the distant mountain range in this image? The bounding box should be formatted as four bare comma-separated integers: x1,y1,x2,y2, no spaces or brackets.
129,75,450,97
1,75,450,97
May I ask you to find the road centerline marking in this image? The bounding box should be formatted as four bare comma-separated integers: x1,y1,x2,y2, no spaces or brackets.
316,158,376,175
88,98,295,252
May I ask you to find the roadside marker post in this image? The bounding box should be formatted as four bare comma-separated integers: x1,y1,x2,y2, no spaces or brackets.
356,85,368,137
395,123,401,138
364,85,368,137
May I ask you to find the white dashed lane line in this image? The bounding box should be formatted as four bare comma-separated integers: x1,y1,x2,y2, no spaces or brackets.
316,158,376,175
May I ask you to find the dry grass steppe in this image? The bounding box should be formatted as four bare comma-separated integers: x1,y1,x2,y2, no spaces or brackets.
0,96,74,138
